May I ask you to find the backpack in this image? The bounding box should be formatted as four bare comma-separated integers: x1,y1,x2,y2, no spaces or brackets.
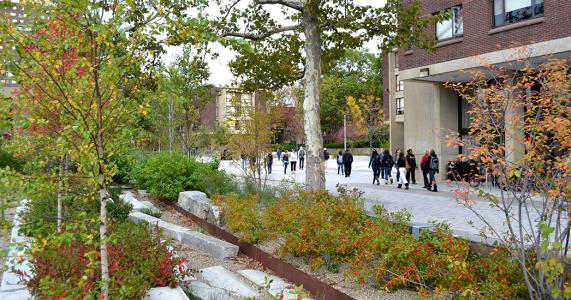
337,155,343,164
283,154,289,162
299,149,305,158
430,156,439,171
372,156,381,168
385,155,394,167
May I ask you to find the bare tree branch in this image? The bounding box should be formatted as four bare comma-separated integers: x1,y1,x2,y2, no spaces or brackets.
257,0,303,11
222,24,301,40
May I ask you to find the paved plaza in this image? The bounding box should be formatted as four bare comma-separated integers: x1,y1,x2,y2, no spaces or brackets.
219,156,543,245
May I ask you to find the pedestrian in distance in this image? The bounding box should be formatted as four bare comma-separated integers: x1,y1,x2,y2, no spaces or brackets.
370,149,382,185
265,152,273,174
337,150,344,175
282,151,289,174
396,151,409,189
277,148,282,161
420,150,430,189
381,149,394,184
298,146,306,170
428,149,439,192
323,148,330,170
290,150,298,172
394,149,401,183
405,149,417,184
342,149,354,177
240,153,248,170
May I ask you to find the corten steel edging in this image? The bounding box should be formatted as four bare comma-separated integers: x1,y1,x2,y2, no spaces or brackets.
162,200,354,300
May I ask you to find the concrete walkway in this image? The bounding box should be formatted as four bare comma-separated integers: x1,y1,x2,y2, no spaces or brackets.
219,156,542,245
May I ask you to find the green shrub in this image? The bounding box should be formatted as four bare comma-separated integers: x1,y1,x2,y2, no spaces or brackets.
110,151,142,184
130,152,236,200
0,146,25,172
140,207,162,218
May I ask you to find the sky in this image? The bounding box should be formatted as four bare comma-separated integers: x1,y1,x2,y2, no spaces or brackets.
163,0,386,87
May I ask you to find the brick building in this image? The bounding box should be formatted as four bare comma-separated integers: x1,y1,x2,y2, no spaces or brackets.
384,0,571,178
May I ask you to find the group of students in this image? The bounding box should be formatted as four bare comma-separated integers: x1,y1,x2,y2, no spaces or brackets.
368,148,441,192
273,147,306,174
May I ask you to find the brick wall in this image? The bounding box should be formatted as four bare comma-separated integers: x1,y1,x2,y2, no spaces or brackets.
400,0,571,70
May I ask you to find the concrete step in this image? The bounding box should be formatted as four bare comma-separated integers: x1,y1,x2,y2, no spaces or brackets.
237,269,291,291
146,286,189,300
200,266,259,299
178,191,220,224
0,289,32,300
187,280,234,300
129,212,238,258
120,191,159,212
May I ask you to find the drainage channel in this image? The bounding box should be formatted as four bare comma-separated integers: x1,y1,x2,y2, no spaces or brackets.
160,200,354,300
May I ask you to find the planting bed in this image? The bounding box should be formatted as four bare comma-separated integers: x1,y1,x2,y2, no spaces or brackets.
139,191,420,300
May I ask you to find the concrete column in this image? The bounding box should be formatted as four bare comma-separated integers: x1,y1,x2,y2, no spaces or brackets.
505,91,525,164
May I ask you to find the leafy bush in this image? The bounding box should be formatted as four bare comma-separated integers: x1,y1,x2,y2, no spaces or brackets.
213,193,267,243
24,220,189,299
110,151,142,184
130,152,236,200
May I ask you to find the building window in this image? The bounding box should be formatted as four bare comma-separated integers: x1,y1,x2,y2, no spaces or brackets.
436,6,463,41
395,75,404,91
396,97,404,115
493,0,544,27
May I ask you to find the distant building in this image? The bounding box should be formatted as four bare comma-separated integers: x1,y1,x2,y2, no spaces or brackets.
384,0,571,178
200,87,268,133
1,2,27,95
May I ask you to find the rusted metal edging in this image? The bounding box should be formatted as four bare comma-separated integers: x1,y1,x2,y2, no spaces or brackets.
162,200,354,300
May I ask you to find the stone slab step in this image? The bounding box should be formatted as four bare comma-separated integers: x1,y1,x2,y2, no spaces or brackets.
129,212,238,258
200,266,259,299
178,191,219,224
120,191,159,212
187,280,234,300
146,286,189,300
0,288,32,300
237,269,291,291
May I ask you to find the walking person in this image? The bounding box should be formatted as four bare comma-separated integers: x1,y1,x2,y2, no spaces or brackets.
337,150,344,175
396,151,409,189
282,151,289,174
394,149,401,182
240,153,248,170
381,149,394,184
298,146,305,170
265,152,273,174
428,149,439,192
343,149,353,177
370,149,382,185
277,148,282,161
405,149,417,184
290,150,298,173
323,148,330,170
420,151,430,189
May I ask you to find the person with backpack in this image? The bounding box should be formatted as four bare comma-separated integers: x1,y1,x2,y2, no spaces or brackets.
381,149,394,184
298,146,305,170
370,149,382,185
396,151,409,189
342,149,354,177
337,150,344,175
282,151,290,174
405,149,417,185
420,150,430,189
290,150,298,173
428,149,439,192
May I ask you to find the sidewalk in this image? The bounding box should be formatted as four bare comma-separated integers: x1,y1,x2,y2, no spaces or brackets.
219,156,539,245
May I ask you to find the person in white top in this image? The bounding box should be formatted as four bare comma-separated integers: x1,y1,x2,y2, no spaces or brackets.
289,151,298,172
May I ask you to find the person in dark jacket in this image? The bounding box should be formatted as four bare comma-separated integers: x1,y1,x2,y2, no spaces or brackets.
369,149,382,185
405,149,417,185
342,149,353,177
394,149,401,182
428,149,439,192
265,152,273,174
396,151,409,189
381,149,394,184
420,151,430,188
323,148,330,170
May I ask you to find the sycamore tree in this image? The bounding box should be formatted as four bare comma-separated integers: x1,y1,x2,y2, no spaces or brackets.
187,0,440,190
0,0,192,298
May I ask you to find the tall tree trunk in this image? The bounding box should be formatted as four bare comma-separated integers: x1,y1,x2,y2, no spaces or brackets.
302,6,325,190
56,155,64,233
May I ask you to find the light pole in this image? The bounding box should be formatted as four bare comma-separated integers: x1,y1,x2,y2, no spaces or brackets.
343,114,347,151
